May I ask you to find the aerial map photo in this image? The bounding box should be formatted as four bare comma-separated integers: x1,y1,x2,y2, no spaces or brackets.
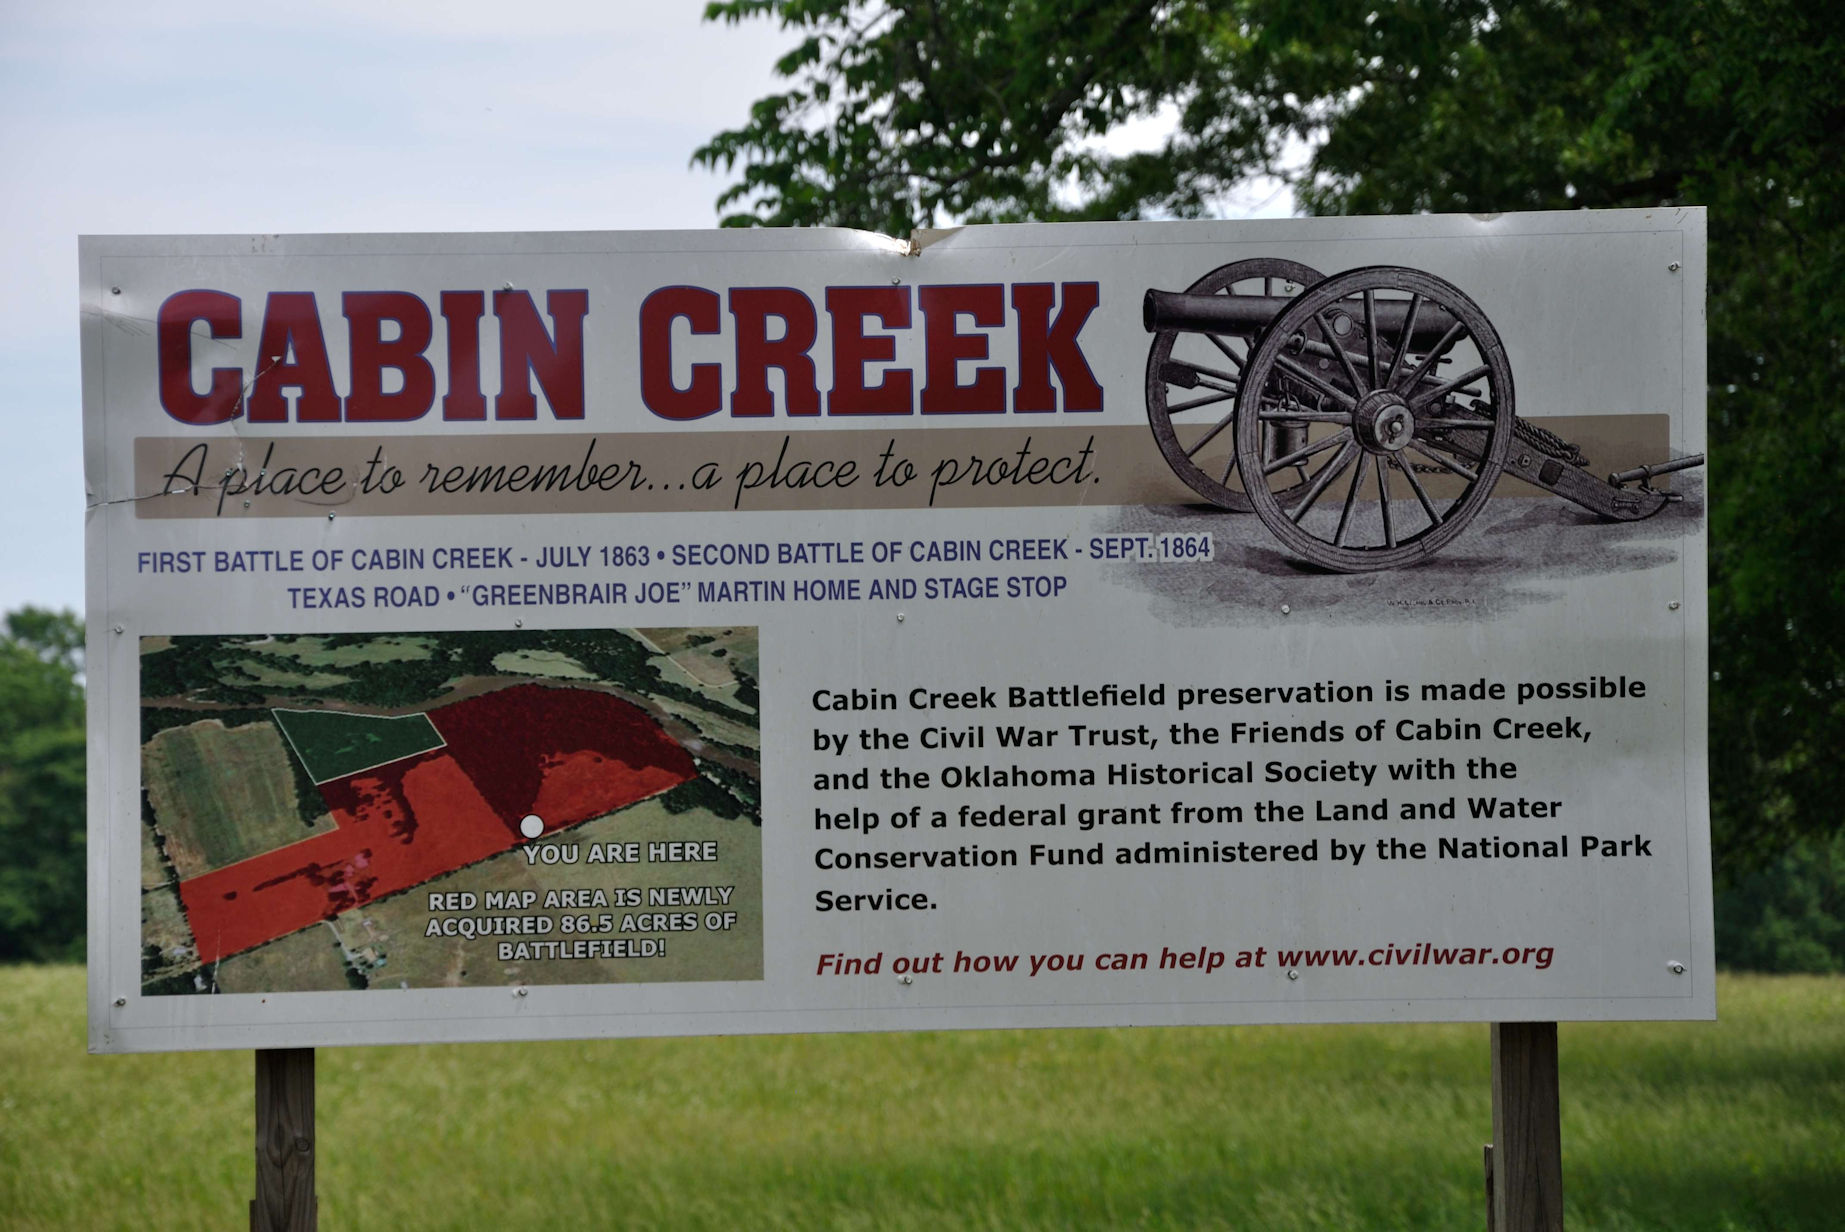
137,627,761,995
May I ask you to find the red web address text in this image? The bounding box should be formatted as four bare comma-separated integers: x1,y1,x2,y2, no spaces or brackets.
1268,942,1555,970
1150,943,1556,973
812,943,1558,979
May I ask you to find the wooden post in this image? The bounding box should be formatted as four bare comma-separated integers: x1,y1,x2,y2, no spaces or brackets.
1489,1022,1562,1231
1484,1143,1496,1232
251,1048,318,1232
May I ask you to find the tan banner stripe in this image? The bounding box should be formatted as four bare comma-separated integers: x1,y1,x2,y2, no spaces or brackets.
131,418,1668,519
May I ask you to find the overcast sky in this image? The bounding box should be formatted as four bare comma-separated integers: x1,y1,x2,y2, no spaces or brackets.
0,1,1291,619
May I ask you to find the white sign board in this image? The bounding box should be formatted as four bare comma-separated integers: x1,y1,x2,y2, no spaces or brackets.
84,210,1712,1052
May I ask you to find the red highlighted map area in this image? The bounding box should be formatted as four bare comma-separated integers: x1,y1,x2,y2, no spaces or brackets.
179,685,695,963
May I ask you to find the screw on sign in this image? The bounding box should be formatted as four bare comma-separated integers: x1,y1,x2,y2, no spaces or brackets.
1142,260,1704,572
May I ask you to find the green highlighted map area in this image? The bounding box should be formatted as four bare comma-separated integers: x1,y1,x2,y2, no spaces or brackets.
272,708,446,783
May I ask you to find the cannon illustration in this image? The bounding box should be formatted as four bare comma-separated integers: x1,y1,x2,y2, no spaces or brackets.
1143,259,1703,572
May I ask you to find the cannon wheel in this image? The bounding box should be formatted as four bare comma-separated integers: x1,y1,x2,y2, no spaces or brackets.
1232,266,1515,572
1146,257,1325,511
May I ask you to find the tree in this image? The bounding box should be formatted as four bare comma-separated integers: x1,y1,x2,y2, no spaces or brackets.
697,0,1845,876
0,608,87,961
1715,829,1845,972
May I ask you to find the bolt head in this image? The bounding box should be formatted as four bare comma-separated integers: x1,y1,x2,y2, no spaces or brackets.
1287,969,1300,981
1668,961,1687,975
1280,604,1291,616
113,624,125,634
515,986,528,996
898,973,914,985
1668,261,1682,272
114,996,127,1007
1669,600,1681,610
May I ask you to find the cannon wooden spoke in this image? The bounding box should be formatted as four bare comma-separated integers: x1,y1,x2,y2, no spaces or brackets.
1333,459,1366,547
1233,267,1515,572
1255,409,1351,424
1395,319,1467,394
1263,429,1351,476
1384,293,1423,389
1200,332,1245,370
1396,453,1445,526
1182,405,1239,459
1161,359,1240,390
1167,389,1237,416
1315,307,1367,396
1409,364,1494,410
1287,440,1362,523
1407,440,1481,483
1362,290,1380,389
1144,257,1325,511
1271,352,1361,409
1417,417,1496,431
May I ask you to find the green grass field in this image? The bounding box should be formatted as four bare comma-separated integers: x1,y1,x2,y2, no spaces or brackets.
271,708,446,783
1,968,1838,1231
142,719,332,877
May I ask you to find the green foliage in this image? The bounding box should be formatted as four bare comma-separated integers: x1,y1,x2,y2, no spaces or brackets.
700,0,1845,878
0,607,82,727
140,635,266,705
701,757,763,824
660,755,762,825
0,608,86,961
1717,831,1845,973
659,773,748,822
695,0,1194,231
137,970,200,996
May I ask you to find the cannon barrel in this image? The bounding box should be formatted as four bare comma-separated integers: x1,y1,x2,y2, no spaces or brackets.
1144,288,1461,349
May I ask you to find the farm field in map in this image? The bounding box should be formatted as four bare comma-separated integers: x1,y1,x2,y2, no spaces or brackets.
139,628,761,994
272,708,447,782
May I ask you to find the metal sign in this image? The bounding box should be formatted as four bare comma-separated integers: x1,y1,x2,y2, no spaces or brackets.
83,210,1712,1052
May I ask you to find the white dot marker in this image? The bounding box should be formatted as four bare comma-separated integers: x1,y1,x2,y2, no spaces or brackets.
519,814,544,840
